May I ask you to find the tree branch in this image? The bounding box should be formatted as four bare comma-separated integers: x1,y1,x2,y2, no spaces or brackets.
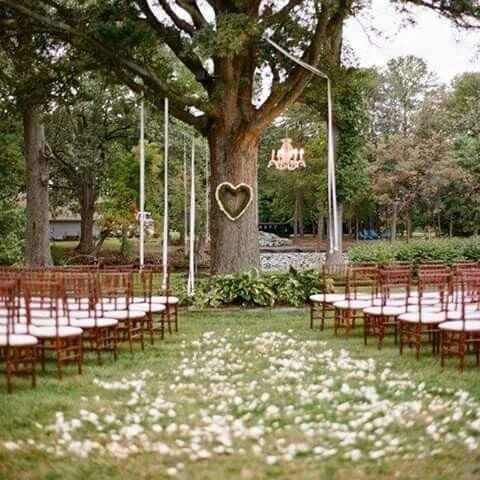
260,0,305,26
176,0,208,30
397,0,480,28
0,0,212,129
135,0,213,89
155,0,196,34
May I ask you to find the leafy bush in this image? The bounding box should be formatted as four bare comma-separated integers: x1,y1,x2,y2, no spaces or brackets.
348,238,480,267
0,207,25,265
172,268,330,309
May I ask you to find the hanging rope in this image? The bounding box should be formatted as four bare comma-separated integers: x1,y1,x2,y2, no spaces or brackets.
265,37,339,253
139,92,146,267
205,141,210,242
183,136,188,254
162,98,169,288
187,136,196,296
327,78,339,253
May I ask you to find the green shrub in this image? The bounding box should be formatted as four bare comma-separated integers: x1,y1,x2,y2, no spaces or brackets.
348,237,480,267
0,231,24,265
171,268,330,309
0,207,25,265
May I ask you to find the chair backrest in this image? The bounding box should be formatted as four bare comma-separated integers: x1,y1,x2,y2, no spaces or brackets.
418,263,450,275
0,281,19,340
382,261,411,270
417,271,450,318
20,279,68,333
453,262,480,280
61,273,97,316
379,268,411,305
97,272,133,310
142,264,171,296
346,266,379,300
101,264,136,272
451,272,480,315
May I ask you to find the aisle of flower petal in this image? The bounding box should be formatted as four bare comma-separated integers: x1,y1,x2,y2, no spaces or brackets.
3,326,480,476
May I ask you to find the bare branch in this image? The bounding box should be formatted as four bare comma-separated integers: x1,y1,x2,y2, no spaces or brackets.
155,0,196,34
396,0,480,28
176,0,208,29
136,0,212,89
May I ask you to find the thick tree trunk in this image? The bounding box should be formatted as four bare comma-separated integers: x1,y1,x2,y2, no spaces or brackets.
24,105,52,266
209,131,260,275
76,184,96,254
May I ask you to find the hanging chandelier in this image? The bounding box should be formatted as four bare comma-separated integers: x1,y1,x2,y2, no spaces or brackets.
268,137,305,171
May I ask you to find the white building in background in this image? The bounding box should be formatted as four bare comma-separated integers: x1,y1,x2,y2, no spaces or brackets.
49,212,100,241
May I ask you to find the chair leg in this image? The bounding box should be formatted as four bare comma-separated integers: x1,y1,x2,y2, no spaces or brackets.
321,303,326,331
378,318,385,350
94,330,103,366
31,346,37,389
415,325,421,360
146,313,154,345
78,338,83,375
440,331,445,367
113,327,118,362
127,322,134,354
56,348,63,381
40,344,46,372
363,314,369,346
174,306,178,332
399,322,404,356
459,333,466,372
6,348,13,394
167,306,172,335
140,320,145,351
161,312,165,340
310,303,314,329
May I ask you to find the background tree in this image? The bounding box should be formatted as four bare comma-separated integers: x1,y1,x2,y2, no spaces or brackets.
0,11,84,265
46,76,134,254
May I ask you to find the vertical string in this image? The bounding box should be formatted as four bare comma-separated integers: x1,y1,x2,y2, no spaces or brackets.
139,93,145,268
183,137,188,254
327,78,339,252
327,129,333,254
205,141,210,242
162,97,169,288
188,137,196,296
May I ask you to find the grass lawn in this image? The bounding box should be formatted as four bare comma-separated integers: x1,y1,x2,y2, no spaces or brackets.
1,309,480,480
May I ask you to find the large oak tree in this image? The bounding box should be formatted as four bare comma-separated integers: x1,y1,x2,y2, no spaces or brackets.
0,0,478,273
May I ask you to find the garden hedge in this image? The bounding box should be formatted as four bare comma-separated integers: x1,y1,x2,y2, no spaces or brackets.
348,237,480,266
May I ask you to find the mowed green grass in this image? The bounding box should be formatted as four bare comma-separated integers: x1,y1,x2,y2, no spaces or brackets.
0,309,480,480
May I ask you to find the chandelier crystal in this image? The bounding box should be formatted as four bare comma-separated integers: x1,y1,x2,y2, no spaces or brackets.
268,137,305,171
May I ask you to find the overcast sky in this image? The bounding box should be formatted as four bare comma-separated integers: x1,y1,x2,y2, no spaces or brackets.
344,0,480,83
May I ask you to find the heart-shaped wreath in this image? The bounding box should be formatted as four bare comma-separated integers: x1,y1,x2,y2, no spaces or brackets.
215,182,253,222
